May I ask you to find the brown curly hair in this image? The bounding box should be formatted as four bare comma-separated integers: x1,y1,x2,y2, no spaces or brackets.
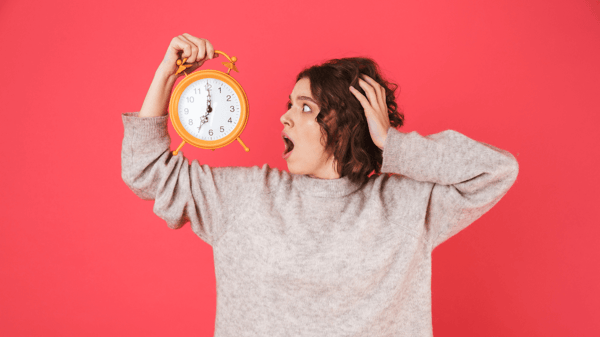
295,57,405,187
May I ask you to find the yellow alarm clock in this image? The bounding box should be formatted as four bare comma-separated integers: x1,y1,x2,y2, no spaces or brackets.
169,50,249,156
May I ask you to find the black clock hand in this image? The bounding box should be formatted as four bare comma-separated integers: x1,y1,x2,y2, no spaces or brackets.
198,114,208,131
206,90,212,113
205,82,213,113
198,82,213,131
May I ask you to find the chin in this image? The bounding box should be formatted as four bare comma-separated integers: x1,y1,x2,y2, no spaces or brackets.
287,166,301,175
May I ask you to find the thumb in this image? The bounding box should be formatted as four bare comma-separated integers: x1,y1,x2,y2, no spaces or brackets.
163,46,182,67
192,56,209,69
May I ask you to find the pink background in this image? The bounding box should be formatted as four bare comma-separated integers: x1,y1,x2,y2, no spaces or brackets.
1,0,599,336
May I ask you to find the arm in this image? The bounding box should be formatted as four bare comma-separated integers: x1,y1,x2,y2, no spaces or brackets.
121,34,251,246
349,74,519,248
121,112,258,246
139,33,219,117
137,67,175,118
381,127,519,248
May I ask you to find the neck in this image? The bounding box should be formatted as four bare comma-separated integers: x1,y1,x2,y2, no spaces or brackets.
308,154,340,179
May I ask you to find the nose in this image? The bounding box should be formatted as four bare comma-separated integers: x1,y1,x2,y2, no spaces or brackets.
280,108,293,127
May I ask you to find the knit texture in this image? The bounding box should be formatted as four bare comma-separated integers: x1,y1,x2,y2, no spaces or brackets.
121,111,519,336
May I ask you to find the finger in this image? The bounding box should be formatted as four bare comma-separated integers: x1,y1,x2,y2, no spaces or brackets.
173,35,195,63
164,38,180,65
357,78,379,110
182,33,208,62
362,74,387,111
179,34,199,63
186,60,203,72
168,36,192,63
349,86,373,113
204,39,216,59
182,33,209,61
379,85,387,111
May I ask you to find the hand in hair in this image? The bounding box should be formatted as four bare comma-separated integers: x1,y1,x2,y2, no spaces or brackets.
349,74,391,150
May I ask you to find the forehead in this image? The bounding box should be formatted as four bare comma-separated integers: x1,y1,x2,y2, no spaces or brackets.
291,77,312,96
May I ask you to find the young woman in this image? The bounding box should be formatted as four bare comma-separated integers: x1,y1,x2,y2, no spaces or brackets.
121,33,519,336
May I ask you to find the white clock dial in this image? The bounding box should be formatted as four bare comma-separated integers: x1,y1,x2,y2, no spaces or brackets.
178,78,241,141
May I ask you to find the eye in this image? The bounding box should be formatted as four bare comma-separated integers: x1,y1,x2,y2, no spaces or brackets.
287,100,312,113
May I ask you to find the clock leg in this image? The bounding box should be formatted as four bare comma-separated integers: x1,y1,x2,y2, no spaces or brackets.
173,140,186,156
236,137,250,152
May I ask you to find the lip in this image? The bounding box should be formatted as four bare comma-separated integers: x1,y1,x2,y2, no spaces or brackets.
282,149,293,159
281,131,294,143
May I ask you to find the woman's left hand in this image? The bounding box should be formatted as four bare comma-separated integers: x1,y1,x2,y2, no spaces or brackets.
349,74,390,150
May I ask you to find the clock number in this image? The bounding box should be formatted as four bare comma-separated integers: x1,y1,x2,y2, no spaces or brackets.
230,106,235,112
209,129,213,136
218,87,221,93
184,108,189,115
194,88,201,95
188,119,193,125
186,96,194,103
228,117,232,123
226,95,231,101
220,126,224,132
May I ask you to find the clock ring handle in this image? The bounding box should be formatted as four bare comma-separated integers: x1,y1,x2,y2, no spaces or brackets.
176,50,240,76
214,50,239,75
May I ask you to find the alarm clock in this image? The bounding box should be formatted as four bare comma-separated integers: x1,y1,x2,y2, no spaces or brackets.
168,50,249,156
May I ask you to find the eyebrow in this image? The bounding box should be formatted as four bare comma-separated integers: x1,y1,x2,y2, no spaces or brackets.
289,94,318,106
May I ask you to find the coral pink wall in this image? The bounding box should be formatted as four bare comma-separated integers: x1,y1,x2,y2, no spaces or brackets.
1,0,599,336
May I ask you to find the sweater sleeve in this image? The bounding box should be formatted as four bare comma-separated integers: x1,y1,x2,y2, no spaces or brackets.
120,111,257,246
381,127,519,249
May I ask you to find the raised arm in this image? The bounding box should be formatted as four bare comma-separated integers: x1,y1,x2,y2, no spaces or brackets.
350,73,518,249
381,127,519,248
121,112,258,246
121,34,251,246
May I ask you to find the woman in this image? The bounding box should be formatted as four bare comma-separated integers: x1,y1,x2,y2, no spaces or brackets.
121,33,519,336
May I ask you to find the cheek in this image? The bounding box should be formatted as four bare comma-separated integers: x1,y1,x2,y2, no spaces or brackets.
306,122,324,146
305,133,327,156
295,119,327,157
308,119,324,141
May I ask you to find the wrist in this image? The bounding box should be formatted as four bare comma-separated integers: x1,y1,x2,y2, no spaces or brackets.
138,68,176,118
155,64,175,83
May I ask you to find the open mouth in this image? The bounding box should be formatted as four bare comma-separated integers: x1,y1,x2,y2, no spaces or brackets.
283,137,295,156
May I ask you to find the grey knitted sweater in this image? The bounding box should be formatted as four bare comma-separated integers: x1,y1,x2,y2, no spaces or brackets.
121,111,519,336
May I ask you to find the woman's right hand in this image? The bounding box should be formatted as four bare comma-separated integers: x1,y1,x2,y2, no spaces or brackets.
157,33,218,79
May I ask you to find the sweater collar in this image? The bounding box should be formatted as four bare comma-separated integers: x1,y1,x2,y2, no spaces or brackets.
293,173,362,198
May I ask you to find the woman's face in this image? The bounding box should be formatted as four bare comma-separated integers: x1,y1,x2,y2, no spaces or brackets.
280,78,340,179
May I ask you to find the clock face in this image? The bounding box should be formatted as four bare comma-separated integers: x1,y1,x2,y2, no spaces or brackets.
177,78,241,141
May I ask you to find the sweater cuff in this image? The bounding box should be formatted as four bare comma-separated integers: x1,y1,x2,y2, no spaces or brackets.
121,112,169,141
381,127,408,174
